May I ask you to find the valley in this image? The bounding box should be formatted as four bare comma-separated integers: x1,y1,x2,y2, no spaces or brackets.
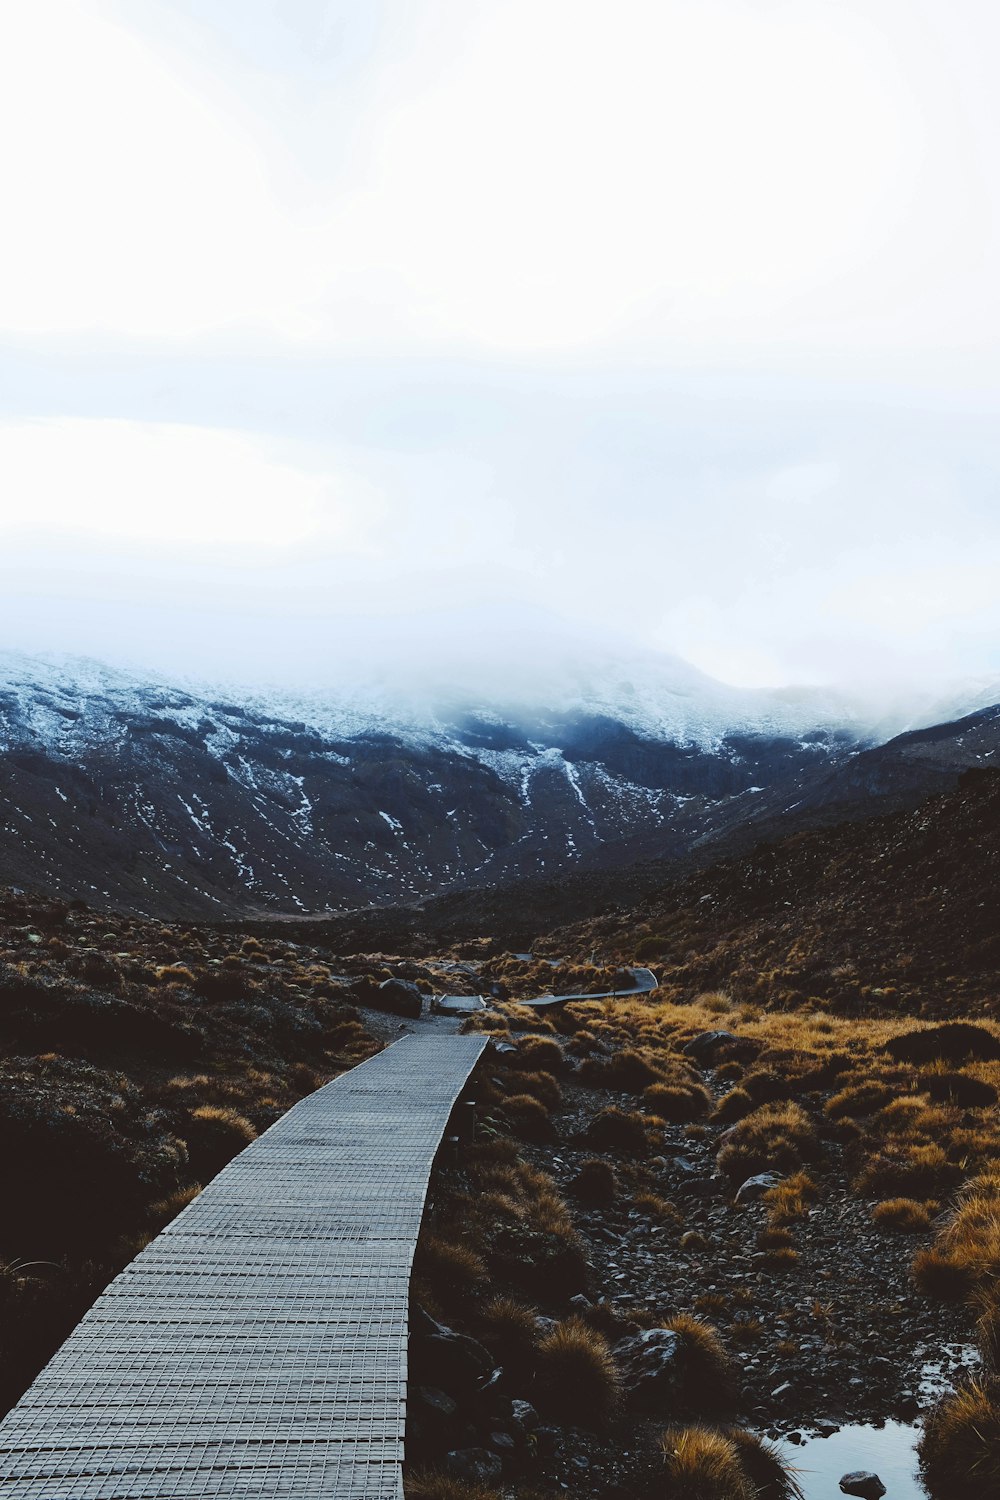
0,656,997,1497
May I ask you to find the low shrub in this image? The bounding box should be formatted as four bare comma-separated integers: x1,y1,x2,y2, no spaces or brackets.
477,1294,538,1379
887,1023,1000,1065
663,1313,737,1409
825,1082,896,1119
712,1087,753,1124
500,1093,554,1143
509,1035,564,1075
855,1143,963,1201
660,1425,802,1500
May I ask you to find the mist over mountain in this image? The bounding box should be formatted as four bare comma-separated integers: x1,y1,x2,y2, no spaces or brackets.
1,648,996,922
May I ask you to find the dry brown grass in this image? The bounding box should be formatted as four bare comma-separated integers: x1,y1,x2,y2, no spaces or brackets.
586,1105,650,1155
182,1105,256,1179
535,1316,620,1424
569,1157,618,1204
660,1425,802,1499
644,1078,711,1122
764,1170,819,1225
872,1197,938,1232
919,1378,1000,1499
660,1426,754,1499
911,1171,1000,1300
717,1101,818,1181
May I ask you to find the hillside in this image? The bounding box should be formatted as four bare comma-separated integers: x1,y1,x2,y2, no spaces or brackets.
0,651,871,919
547,766,1000,1017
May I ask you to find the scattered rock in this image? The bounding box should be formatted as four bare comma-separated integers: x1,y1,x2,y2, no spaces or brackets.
839,1473,887,1499
509,1399,539,1436
375,978,424,1018
410,1307,496,1393
683,1030,761,1064
735,1172,783,1203
613,1327,682,1405
445,1448,503,1485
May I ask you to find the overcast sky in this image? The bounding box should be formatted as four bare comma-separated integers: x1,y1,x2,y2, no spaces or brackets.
2,0,999,693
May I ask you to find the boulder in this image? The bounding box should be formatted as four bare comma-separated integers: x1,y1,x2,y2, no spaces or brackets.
375,978,424,1018
839,1473,887,1499
445,1449,503,1485
683,1030,761,1065
613,1327,682,1406
735,1171,783,1203
410,1307,496,1394
509,1399,539,1436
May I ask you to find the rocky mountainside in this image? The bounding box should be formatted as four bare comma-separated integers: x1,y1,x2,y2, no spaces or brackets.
0,651,879,920
1,652,997,922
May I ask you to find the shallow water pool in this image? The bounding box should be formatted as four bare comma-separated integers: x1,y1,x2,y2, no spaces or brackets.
778,1422,925,1499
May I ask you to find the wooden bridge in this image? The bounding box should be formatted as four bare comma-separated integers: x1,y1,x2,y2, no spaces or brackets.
0,1035,487,1499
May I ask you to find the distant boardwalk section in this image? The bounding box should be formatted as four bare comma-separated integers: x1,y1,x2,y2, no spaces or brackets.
0,1035,486,1499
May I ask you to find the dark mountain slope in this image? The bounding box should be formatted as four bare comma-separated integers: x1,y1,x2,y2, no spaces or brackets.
548,766,1000,1017
260,705,1000,956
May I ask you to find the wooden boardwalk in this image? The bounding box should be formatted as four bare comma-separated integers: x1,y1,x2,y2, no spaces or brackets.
0,1035,486,1499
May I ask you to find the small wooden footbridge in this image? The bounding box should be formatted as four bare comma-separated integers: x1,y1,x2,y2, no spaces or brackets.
0,1035,487,1499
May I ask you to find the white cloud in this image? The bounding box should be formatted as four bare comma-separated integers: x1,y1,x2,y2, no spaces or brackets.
1,0,993,363
0,418,375,550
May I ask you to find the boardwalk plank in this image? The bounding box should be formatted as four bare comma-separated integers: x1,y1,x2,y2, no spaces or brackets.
0,1035,485,1499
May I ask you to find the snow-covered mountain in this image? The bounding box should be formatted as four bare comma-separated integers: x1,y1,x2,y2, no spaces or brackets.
0,650,994,919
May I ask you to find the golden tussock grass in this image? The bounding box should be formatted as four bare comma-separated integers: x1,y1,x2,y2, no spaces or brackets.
872,1197,938,1232
535,1316,620,1425
717,1101,818,1180
919,1378,1000,1499
660,1425,803,1499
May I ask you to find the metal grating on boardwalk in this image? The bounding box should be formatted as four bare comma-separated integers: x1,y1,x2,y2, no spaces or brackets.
0,1035,487,1500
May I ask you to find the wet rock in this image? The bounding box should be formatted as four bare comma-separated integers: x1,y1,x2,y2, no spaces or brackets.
410,1307,496,1393
509,1399,539,1436
489,1431,517,1456
735,1171,783,1203
815,1419,840,1437
613,1327,682,1405
445,1448,503,1485
839,1472,887,1498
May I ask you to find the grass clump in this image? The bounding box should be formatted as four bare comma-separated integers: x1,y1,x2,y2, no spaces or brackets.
500,1092,554,1143
662,1314,737,1409
716,1102,818,1181
919,1378,1000,1499
535,1315,620,1425
570,1157,618,1204
645,1078,711,1123
910,1171,1000,1299
872,1197,938,1233
661,1425,802,1499
586,1106,650,1155
182,1105,256,1180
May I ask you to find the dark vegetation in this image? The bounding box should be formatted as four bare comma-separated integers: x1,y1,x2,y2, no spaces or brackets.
0,887,377,1414
2,760,1000,1498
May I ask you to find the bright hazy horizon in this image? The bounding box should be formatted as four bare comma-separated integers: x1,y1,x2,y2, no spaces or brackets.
2,1,999,694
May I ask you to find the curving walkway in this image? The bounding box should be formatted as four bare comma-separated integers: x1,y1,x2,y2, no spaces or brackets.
0,1035,486,1499
522,965,658,1009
